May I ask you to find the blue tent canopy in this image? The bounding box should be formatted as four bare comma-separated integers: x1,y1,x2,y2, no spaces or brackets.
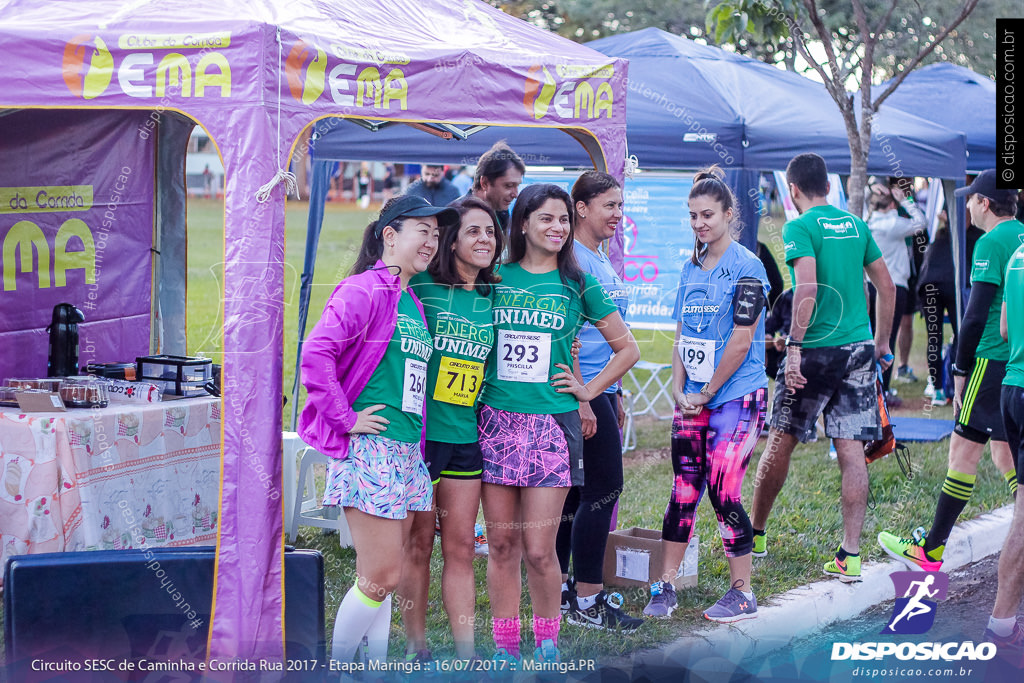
875,63,995,172
585,28,967,178
297,29,975,424
309,28,968,179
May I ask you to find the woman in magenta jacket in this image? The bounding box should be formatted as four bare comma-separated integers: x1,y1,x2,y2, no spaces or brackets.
299,195,457,666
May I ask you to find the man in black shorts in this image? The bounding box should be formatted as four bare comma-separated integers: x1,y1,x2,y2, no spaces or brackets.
879,170,1021,571
750,153,896,582
983,241,1024,657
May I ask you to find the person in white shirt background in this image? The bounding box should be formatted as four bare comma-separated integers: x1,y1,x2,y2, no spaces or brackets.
866,181,926,397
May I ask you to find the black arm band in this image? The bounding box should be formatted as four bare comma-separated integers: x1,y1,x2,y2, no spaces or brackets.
955,281,998,373
733,277,767,326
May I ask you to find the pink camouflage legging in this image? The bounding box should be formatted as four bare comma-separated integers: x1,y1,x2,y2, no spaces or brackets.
662,388,767,557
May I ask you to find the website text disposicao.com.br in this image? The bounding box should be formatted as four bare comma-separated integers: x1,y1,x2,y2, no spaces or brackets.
850,665,978,678
836,640,997,678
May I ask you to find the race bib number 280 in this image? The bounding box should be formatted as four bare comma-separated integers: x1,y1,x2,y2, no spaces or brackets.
402,359,427,413
496,330,551,383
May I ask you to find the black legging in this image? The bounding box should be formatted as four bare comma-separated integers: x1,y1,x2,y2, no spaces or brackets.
920,280,959,390
868,283,908,392
556,392,624,585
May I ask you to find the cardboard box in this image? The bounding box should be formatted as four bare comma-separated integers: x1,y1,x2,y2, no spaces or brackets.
15,390,66,412
603,527,698,590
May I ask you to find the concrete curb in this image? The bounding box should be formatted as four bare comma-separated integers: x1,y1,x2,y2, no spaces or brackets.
651,503,1014,665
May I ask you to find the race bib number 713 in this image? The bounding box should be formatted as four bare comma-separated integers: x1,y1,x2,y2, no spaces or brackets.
433,356,484,406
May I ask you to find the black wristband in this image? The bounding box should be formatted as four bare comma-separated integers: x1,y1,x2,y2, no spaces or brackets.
785,337,803,348
951,363,970,377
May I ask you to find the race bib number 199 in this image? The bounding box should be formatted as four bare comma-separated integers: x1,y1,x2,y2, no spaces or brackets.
496,330,551,383
678,336,715,383
402,359,427,413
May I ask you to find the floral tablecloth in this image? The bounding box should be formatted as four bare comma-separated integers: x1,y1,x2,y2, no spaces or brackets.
0,397,221,577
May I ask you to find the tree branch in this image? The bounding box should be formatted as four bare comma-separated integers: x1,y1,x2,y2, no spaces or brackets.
872,0,981,108
872,0,900,38
800,0,846,97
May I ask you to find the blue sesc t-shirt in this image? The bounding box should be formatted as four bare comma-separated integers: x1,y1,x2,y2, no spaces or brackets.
574,241,629,391
672,240,769,409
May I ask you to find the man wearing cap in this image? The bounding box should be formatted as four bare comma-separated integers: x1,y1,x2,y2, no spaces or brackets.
879,170,1022,572
405,164,462,207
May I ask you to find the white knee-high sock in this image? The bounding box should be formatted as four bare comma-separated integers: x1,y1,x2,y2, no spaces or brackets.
361,594,392,662
331,584,384,664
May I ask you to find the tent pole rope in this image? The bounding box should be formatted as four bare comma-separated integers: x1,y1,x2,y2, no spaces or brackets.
255,26,299,203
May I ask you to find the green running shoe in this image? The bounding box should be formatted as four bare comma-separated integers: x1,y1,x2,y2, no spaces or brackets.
751,531,767,557
823,548,862,582
877,527,943,572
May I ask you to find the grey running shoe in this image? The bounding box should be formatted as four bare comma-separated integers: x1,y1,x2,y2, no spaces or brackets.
702,583,758,623
642,581,677,618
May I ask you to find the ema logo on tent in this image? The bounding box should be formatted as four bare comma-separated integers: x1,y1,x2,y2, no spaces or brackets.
62,35,115,100
62,33,232,100
881,571,949,635
285,40,327,105
284,39,409,110
523,64,614,121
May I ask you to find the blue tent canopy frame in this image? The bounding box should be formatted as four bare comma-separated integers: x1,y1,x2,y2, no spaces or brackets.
294,29,980,427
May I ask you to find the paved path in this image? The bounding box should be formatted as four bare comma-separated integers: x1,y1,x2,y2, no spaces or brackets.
597,505,1019,682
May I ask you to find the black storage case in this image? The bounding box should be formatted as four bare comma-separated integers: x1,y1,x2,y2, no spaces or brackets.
4,546,325,680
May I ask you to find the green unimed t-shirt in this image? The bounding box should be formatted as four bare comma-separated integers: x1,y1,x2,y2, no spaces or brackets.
782,205,883,348
481,263,618,415
351,291,433,443
970,218,1024,362
1006,243,1024,388
410,272,494,444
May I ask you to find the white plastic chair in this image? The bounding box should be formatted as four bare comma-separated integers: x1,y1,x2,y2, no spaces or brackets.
621,389,637,452
283,433,352,547
626,360,675,420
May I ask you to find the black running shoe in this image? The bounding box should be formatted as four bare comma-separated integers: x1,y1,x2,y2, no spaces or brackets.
560,578,577,616
566,590,643,632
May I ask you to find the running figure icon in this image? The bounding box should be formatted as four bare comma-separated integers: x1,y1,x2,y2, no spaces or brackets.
888,575,939,631
882,571,949,635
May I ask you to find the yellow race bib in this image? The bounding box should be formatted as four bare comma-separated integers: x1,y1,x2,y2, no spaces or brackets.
433,356,484,406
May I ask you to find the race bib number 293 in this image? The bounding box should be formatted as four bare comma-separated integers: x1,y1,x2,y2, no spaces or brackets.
496,330,551,383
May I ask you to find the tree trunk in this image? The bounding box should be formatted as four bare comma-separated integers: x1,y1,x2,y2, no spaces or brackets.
836,96,868,216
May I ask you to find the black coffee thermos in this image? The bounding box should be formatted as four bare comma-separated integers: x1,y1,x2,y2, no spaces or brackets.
47,303,85,377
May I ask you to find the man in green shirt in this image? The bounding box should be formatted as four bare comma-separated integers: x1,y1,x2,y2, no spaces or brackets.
750,153,896,582
983,241,1024,655
879,170,1021,573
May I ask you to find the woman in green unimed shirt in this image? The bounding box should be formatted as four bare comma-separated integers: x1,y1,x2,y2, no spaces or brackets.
402,196,502,661
478,183,639,663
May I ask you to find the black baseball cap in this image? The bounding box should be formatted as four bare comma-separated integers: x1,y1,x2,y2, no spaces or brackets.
375,195,458,237
954,169,1019,202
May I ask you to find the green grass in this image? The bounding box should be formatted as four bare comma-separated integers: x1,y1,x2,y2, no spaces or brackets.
184,199,1011,660
185,197,374,422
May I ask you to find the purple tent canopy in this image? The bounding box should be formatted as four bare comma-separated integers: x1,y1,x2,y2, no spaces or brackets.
0,0,626,662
